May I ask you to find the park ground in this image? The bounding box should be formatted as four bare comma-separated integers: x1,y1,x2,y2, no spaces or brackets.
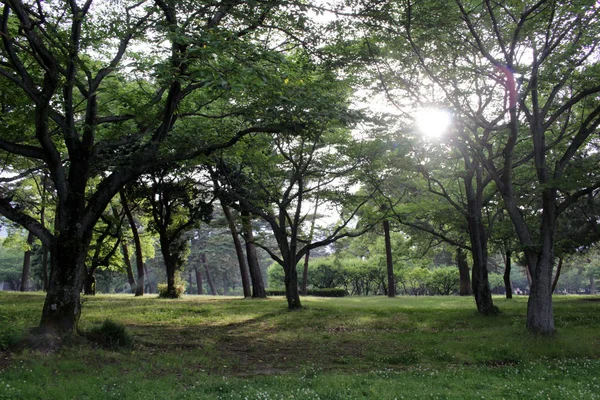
0,292,599,399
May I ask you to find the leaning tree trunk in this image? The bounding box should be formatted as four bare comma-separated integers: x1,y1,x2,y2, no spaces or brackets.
551,257,563,294
19,231,35,292
222,203,251,297
383,219,395,298
503,250,513,299
120,190,145,296
121,243,137,291
456,247,471,296
241,208,266,298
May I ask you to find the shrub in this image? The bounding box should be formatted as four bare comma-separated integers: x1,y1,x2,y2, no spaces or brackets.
157,283,185,298
266,288,286,296
265,288,347,297
307,288,347,297
86,319,133,349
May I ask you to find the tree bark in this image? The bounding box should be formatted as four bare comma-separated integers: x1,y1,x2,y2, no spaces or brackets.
284,259,301,309
383,219,395,297
120,190,145,296
221,202,251,297
202,253,217,295
83,266,97,295
503,250,513,299
121,242,136,291
551,257,563,294
456,247,471,296
194,265,204,294
241,207,266,298
41,245,49,291
39,235,88,334
19,231,35,292
300,194,320,296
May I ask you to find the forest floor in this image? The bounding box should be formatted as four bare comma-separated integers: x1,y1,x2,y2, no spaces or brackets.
0,292,599,399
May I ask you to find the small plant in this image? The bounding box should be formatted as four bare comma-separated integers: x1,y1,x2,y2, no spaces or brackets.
157,283,186,298
86,319,133,349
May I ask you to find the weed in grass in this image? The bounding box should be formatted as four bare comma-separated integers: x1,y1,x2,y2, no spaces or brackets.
85,319,134,349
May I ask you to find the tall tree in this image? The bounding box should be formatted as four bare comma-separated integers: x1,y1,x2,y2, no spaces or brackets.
0,0,319,334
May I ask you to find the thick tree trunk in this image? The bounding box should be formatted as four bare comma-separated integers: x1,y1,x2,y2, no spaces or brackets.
526,253,555,334
121,243,136,291
467,214,497,315
241,208,266,298
284,259,301,309
456,248,471,296
202,253,217,295
383,220,395,297
222,203,251,297
194,265,204,294
120,190,145,296
551,257,563,294
503,250,513,299
39,236,88,334
19,231,35,292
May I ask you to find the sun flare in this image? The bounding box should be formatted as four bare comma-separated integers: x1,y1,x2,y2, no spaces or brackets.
415,108,452,138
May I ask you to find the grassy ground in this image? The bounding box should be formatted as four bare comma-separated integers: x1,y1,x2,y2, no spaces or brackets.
0,292,599,399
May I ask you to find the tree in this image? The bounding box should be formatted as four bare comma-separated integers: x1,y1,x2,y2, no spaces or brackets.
137,167,212,298
349,0,600,332
0,0,320,334
214,126,381,308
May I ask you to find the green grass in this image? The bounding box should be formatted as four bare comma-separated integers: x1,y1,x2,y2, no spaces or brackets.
0,292,599,399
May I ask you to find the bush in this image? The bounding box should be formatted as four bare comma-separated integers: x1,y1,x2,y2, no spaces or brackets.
307,288,347,297
266,288,286,296
86,319,133,349
157,283,185,298
265,288,347,297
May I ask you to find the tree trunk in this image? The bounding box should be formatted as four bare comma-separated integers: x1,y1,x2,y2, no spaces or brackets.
284,259,302,309
202,253,217,295
526,253,555,334
120,190,145,296
121,243,136,291
222,272,229,295
456,247,471,296
300,195,319,296
551,257,563,294
41,245,49,292
221,203,251,298
591,275,596,295
83,267,97,296
39,236,88,334
19,231,35,292
383,220,395,297
144,263,153,293
241,208,266,298
194,265,204,294
467,212,497,315
503,250,513,299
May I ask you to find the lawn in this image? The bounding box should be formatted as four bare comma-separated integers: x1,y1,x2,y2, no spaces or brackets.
0,292,599,399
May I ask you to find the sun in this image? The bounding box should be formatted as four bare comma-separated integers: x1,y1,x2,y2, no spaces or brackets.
415,108,452,138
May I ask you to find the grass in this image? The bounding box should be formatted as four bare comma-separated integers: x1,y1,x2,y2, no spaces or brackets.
0,292,599,399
